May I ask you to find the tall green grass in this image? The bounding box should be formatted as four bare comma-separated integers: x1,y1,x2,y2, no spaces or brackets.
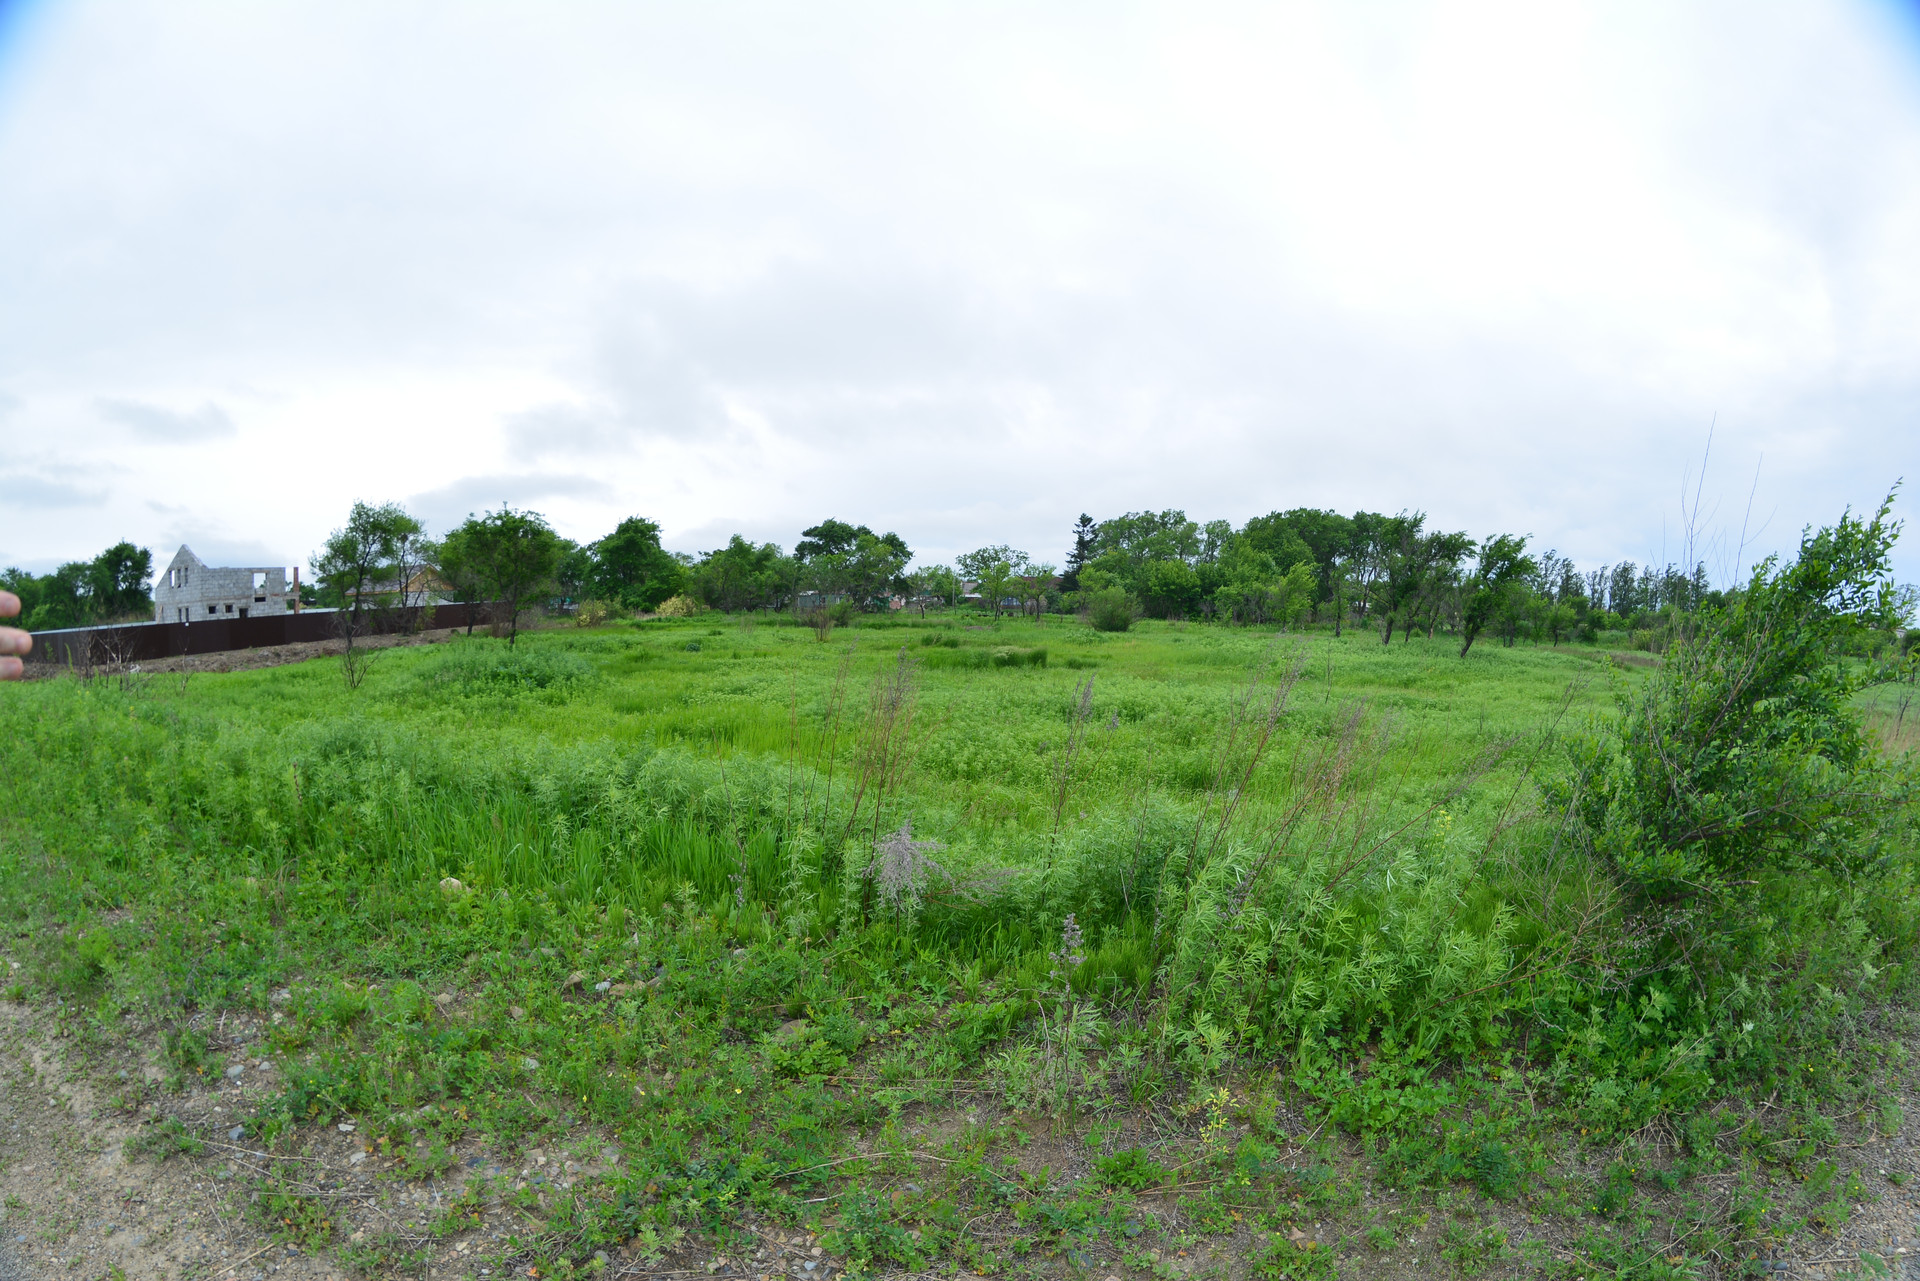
2,611,1907,1134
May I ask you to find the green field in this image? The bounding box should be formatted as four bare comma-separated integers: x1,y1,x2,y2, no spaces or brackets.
0,609,1911,1279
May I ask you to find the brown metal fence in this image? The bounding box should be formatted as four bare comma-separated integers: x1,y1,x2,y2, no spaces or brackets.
27,603,500,668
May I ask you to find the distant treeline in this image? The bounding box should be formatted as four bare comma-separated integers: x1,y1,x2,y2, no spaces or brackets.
1,543,155,631
15,503,1913,651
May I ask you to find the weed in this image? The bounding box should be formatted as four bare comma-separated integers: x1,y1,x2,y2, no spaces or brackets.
125,1116,204,1161
253,1184,336,1248
1094,1148,1173,1191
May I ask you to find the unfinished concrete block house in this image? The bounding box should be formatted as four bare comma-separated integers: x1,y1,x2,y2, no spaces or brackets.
153,545,298,623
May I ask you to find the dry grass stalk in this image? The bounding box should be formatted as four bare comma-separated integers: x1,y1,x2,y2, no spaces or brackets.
1049,676,1097,834
840,648,923,846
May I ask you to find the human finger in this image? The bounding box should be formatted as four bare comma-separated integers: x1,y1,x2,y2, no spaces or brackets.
0,626,30,681
0,590,17,619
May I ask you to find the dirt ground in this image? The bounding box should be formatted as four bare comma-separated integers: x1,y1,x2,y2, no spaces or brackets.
2,983,1920,1281
0,993,902,1281
23,626,475,681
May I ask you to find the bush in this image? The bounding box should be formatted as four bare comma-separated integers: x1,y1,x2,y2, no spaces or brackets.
1086,587,1136,633
414,643,596,699
656,594,703,617
1542,494,1920,1117
573,599,610,627
1567,495,1911,906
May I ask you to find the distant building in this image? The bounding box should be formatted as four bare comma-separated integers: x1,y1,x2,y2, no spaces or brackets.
154,545,298,623
348,567,456,606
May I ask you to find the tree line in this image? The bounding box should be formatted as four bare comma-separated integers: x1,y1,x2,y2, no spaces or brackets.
12,501,1910,654
0,543,154,631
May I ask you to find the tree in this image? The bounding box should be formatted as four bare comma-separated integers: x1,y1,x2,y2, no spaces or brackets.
796,520,911,609
692,537,792,612
1410,530,1475,641
1093,511,1200,583
1344,510,1394,625
433,528,487,636
387,520,431,615
925,564,962,609
1239,515,1315,574
314,501,422,619
1368,512,1429,643
958,546,1023,618
795,519,864,561
5,543,154,629
86,542,154,620
1325,554,1357,637
1459,534,1535,657
21,563,91,631
805,533,912,611
591,517,683,610
1143,558,1203,619
1060,514,1098,593
553,540,595,610
1209,541,1316,627
446,507,562,646
1014,561,1058,619
904,566,939,617
1243,508,1354,613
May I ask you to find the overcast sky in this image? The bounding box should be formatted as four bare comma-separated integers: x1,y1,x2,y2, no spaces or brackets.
1,0,1916,583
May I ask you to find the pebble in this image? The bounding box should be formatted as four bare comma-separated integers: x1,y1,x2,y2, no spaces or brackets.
228,1126,244,1141
224,1065,244,1079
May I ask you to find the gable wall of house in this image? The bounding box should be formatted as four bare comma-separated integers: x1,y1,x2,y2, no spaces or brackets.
153,548,295,623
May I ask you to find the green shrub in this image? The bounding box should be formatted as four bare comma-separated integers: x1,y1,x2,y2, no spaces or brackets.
1545,493,1919,1118
1086,587,1136,633
1093,1147,1171,1190
1567,496,1910,904
413,642,595,699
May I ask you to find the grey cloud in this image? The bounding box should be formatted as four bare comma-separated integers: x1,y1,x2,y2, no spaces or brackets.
506,313,735,457
96,398,236,441
0,470,108,509
592,312,731,442
0,4,1914,581
408,472,618,533
504,404,624,460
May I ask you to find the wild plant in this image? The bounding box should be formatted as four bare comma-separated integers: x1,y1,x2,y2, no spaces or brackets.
850,822,947,929
1049,675,1097,835
838,647,923,847
778,825,822,934
1011,912,1106,1122
1166,645,1307,902
812,645,856,841
1541,496,1920,1111
1159,696,1519,1055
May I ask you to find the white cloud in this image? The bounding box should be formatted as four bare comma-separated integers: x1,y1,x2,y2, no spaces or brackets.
0,0,1915,579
